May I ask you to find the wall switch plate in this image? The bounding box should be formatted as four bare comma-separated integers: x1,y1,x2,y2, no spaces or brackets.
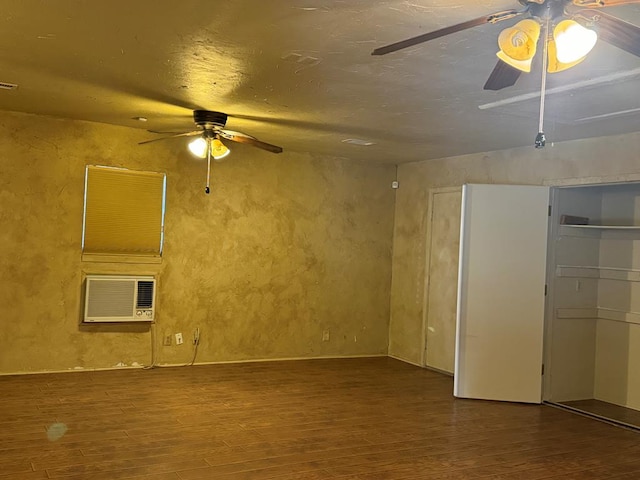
175,333,183,345
163,335,172,346
322,330,330,342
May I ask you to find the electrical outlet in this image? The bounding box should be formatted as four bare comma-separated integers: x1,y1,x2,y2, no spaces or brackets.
175,332,183,345
322,330,330,342
163,335,172,346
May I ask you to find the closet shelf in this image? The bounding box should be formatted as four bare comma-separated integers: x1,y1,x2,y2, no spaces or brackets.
556,266,640,282
558,225,640,239
561,224,640,230
556,307,640,326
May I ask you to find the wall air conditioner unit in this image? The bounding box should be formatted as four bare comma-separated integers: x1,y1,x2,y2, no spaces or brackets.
84,275,156,323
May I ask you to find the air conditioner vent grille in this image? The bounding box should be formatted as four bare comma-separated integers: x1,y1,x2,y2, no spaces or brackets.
87,280,135,318
137,281,154,309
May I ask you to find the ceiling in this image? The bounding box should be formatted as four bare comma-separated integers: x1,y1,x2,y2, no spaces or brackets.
1,0,640,164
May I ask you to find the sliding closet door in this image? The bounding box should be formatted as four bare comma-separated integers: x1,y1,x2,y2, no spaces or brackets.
455,184,550,403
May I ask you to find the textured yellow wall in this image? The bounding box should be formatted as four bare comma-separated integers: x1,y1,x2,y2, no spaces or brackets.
390,132,640,365
0,111,395,374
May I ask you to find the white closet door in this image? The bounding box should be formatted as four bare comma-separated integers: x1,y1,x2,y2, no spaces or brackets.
454,184,550,403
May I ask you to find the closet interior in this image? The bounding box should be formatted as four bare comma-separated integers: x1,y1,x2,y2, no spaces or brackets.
547,182,640,428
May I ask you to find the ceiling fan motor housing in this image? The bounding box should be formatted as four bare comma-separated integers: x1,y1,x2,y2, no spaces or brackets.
527,0,570,20
193,110,228,129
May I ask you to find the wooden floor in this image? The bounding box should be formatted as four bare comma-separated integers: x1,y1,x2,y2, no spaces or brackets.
1,357,640,480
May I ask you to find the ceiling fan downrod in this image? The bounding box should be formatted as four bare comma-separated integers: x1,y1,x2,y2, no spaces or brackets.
535,14,552,148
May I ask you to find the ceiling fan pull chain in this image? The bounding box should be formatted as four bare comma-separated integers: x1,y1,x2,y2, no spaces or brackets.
205,138,212,194
535,15,551,149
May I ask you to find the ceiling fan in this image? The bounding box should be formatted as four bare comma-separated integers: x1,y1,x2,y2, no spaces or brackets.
372,0,640,147
373,0,640,90
140,110,283,194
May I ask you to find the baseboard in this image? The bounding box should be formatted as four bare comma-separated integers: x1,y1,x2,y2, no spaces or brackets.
0,364,147,376
0,354,388,377
423,365,454,377
388,354,423,367
387,355,454,376
155,353,387,369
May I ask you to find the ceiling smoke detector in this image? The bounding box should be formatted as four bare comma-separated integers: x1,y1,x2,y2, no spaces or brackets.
342,138,375,146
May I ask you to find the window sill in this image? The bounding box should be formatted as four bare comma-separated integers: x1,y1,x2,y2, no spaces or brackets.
81,253,162,264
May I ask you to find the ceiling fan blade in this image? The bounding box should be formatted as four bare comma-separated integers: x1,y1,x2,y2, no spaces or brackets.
371,9,522,56
573,0,640,7
138,130,201,145
219,130,283,154
483,60,522,91
578,9,640,57
146,129,195,135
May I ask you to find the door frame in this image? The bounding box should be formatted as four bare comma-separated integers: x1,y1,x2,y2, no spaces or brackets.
421,186,462,370
543,184,603,403
541,176,640,402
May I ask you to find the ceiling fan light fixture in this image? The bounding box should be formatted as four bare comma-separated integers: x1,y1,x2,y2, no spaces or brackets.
188,137,208,158
496,19,541,73
547,38,586,73
211,138,231,160
187,136,231,160
496,51,534,72
553,19,598,64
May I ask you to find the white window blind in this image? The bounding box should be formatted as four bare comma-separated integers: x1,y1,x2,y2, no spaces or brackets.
82,166,166,257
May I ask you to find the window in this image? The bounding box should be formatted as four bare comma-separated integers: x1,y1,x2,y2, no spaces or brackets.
82,165,166,260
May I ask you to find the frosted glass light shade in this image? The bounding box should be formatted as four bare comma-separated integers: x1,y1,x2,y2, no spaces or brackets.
496,51,534,73
211,138,230,160
554,20,597,64
547,38,586,73
498,19,541,61
496,19,541,73
188,137,208,158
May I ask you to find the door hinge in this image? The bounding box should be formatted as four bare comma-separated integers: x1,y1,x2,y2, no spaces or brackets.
548,205,552,217
544,284,548,296
542,364,545,375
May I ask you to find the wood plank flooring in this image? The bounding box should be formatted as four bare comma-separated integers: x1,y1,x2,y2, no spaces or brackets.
1,357,639,479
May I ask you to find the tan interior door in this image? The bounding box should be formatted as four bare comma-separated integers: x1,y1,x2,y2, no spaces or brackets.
425,189,462,373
